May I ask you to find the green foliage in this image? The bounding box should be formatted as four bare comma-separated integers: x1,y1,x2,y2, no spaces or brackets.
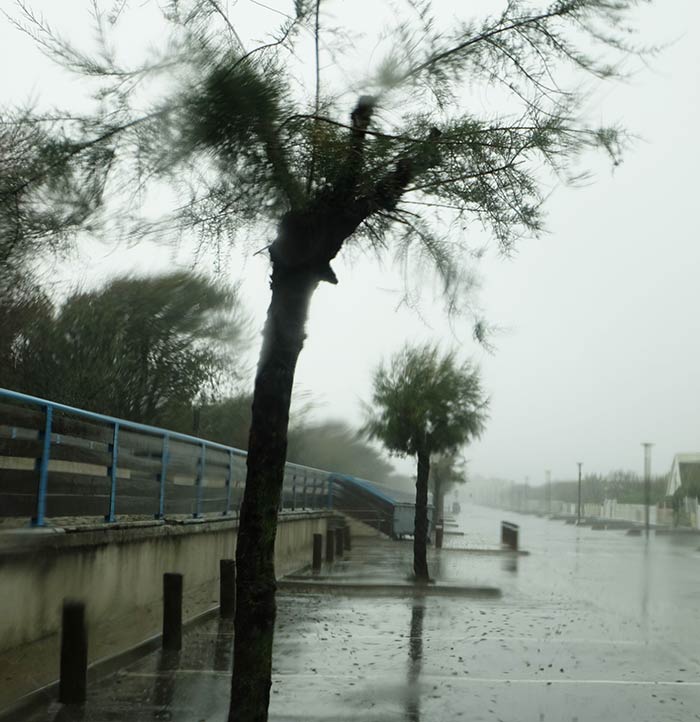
1,0,650,323
430,450,467,494
161,393,253,448
162,401,399,482
364,343,488,457
0,111,110,272
7,272,248,424
287,420,396,482
0,269,53,381
519,470,668,505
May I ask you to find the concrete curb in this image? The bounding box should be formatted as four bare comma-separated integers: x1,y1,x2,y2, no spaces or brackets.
277,579,502,598
440,547,530,556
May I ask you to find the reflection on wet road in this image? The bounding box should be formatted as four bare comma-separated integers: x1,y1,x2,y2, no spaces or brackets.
269,504,700,721
22,504,700,721
405,603,425,722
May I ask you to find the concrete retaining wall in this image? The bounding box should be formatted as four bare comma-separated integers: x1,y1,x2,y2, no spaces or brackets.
0,511,330,656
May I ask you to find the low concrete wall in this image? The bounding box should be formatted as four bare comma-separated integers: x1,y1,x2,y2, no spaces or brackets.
342,514,385,538
600,500,657,525
0,511,330,656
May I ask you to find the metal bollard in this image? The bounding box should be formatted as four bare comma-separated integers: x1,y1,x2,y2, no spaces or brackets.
220,559,236,618
435,525,444,549
163,573,183,651
335,527,344,557
59,600,87,704
312,533,323,572
343,525,351,551
326,529,335,563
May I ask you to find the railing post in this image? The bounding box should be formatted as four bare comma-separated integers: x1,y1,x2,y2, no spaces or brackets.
32,404,53,527
291,475,297,512
302,475,307,510
327,477,333,509
193,443,206,519
156,435,169,520
224,450,233,515
105,423,120,523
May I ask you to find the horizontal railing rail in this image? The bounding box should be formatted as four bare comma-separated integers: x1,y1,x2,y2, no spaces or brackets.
0,389,420,534
0,388,336,527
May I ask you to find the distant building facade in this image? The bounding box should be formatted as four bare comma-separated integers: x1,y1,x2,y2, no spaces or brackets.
666,453,700,496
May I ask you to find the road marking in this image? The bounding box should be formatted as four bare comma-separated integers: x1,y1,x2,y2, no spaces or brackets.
120,671,700,687
280,635,648,645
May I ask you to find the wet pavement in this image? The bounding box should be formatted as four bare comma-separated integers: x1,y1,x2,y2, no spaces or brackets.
15,504,700,721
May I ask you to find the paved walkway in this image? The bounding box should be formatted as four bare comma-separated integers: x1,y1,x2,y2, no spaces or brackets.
14,506,700,721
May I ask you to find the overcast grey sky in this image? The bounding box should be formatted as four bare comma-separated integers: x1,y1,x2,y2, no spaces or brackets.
2,0,698,485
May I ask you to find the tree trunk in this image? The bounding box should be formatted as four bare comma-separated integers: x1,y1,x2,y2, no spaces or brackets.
229,266,318,722
413,450,431,582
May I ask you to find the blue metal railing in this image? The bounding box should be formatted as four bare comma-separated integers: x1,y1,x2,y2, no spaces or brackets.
0,388,335,527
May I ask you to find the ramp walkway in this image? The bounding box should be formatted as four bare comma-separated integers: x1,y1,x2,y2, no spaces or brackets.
330,473,430,539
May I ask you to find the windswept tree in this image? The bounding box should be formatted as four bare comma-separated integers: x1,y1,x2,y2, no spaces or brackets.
164,393,256,448
286,419,397,482
364,344,488,580
0,110,108,275
1,0,651,717
8,272,248,424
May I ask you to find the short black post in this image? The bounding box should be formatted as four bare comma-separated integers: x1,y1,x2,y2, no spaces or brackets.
312,533,323,572
220,559,236,618
343,525,351,551
501,521,519,551
163,573,183,651
435,525,444,549
335,527,344,557
59,599,87,704
326,529,335,563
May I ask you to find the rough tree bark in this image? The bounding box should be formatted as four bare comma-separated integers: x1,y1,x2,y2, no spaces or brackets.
413,449,431,582
229,265,318,721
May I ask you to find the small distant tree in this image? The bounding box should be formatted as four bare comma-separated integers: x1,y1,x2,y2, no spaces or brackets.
430,450,468,521
9,272,248,424
287,420,396,482
364,344,488,581
163,393,255,448
0,270,52,386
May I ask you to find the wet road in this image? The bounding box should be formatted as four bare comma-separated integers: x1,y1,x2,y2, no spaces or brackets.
21,504,700,721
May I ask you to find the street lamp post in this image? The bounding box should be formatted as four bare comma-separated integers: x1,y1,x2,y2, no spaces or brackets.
642,443,653,536
577,462,583,525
